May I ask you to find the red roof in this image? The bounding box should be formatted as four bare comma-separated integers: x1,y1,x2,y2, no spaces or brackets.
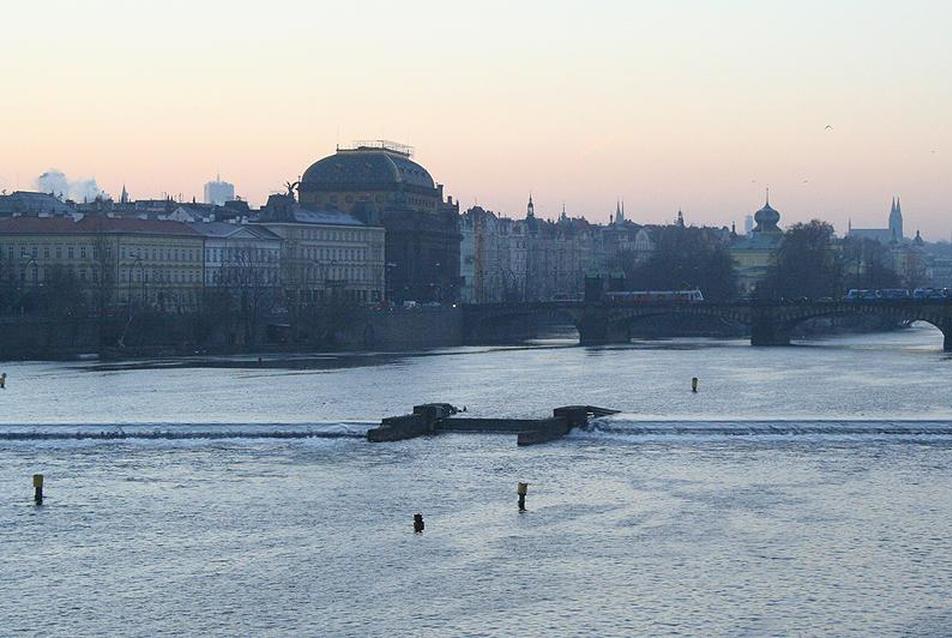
0,215,200,237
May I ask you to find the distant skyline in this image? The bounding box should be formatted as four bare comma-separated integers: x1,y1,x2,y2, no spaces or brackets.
1,1,950,238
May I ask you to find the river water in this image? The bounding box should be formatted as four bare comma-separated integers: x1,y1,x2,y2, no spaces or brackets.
1,324,951,636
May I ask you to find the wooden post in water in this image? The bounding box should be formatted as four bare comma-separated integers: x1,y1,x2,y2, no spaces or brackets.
33,474,43,505
517,482,528,512
691,377,698,393
413,513,425,533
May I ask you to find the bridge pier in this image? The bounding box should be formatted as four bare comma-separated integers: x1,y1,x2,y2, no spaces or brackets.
750,316,791,347
577,315,630,346
942,319,952,352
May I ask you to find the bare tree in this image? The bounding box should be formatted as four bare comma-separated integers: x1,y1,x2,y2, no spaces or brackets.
0,249,15,315
218,243,279,347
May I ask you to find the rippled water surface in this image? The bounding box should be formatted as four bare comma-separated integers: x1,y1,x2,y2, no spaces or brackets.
1,325,951,636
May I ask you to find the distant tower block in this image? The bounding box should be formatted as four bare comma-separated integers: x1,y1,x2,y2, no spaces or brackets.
204,174,235,206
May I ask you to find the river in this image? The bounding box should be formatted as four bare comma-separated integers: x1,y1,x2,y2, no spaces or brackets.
1,324,950,636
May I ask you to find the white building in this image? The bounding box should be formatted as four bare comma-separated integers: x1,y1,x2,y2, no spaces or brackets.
203,175,235,206
187,222,282,289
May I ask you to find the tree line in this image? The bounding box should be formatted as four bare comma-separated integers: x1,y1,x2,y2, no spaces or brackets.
609,220,919,301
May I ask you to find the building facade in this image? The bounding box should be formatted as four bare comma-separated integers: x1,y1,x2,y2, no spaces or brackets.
251,194,385,305
730,196,784,294
0,215,204,311
188,222,282,289
460,199,661,304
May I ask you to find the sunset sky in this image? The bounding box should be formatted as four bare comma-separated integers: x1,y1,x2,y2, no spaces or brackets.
1,1,950,237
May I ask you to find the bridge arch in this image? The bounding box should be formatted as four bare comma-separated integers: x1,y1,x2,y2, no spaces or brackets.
463,301,952,351
775,307,952,351
615,308,748,340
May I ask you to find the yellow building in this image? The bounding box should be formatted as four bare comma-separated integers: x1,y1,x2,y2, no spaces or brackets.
251,194,386,305
0,215,204,311
729,197,784,294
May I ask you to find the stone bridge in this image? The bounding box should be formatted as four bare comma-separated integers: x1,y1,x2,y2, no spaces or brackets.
462,300,952,351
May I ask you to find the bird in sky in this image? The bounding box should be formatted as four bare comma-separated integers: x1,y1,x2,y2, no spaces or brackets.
824,124,834,130
802,178,809,184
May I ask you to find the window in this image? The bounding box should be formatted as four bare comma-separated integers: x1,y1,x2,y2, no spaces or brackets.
68,247,74,259
81,247,87,259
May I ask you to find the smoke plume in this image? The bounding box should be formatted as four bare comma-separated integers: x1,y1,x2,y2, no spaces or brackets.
36,169,106,202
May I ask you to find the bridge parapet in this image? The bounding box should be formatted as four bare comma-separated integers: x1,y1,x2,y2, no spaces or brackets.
461,300,952,351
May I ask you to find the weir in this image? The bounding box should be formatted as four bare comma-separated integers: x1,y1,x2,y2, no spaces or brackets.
366,404,620,446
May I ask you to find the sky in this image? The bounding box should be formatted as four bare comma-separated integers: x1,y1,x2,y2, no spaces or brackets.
1,0,950,238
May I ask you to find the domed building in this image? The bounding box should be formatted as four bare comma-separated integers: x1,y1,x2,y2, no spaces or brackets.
750,198,782,235
730,193,784,294
298,141,460,303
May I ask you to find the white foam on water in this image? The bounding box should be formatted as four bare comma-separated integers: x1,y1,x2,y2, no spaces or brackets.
0,421,373,443
571,414,952,442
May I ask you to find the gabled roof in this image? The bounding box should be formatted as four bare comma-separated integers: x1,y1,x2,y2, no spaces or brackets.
188,221,281,241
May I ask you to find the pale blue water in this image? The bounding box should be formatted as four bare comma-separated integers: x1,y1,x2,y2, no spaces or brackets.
1,324,951,636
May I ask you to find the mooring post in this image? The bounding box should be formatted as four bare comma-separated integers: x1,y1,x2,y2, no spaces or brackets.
33,474,43,506
691,377,698,393
0,372,6,389
517,482,528,512
413,513,425,533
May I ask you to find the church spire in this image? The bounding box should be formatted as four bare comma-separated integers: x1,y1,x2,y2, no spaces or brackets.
889,194,903,241
527,193,534,218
